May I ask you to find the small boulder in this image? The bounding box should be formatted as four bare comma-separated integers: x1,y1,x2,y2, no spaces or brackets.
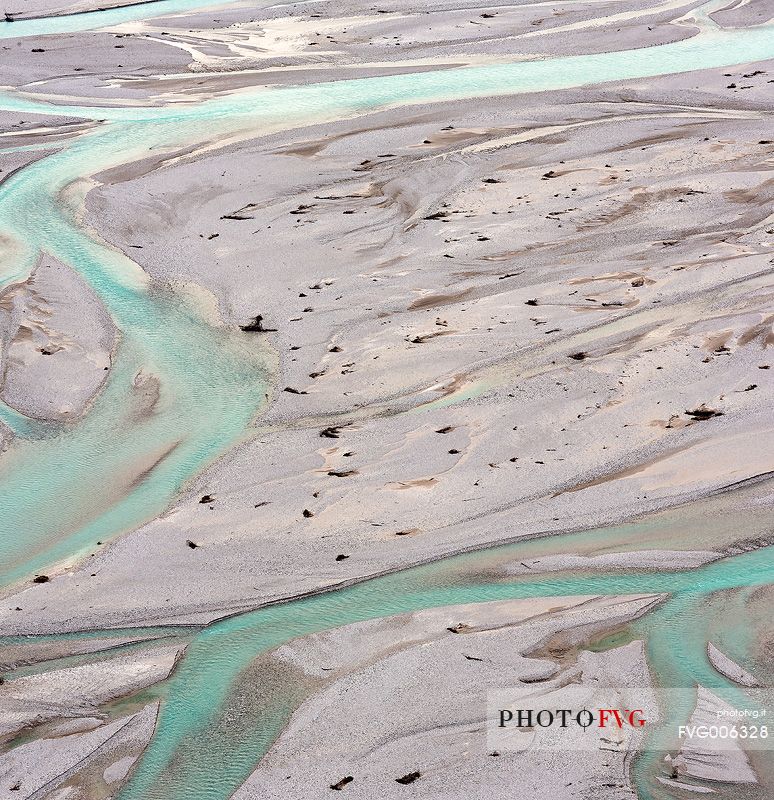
686,404,723,420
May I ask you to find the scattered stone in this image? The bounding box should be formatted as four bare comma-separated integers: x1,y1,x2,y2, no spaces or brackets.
435,426,454,434
186,540,199,549
320,426,344,438
240,315,276,332
330,776,354,790
284,387,308,395
631,276,645,287
303,509,314,518
568,352,587,361
199,494,215,504
686,404,723,420
447,622,471,634
335,554,350,562
328,469,357,477
33,575,49,583
395,771,422,785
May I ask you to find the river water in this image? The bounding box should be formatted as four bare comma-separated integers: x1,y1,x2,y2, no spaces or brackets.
0,2,772,798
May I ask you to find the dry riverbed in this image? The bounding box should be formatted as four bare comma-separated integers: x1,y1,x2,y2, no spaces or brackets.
0,0,772,798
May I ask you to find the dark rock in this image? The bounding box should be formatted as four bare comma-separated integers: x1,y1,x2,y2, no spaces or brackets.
186,540,199,549
335,554,350,562
303,509,314,518
320,426,343,438
395,771,421,785
240,315,277,333
568,352,587,361
199,494,215,504
685,405,723,420
330,776,354,790
447,623,471,634
33,575,49,583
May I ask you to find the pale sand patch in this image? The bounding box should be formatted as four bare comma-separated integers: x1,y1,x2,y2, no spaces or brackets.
0,702,160,798
706,641,760,687
0,644,181,740
234,594,660,799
